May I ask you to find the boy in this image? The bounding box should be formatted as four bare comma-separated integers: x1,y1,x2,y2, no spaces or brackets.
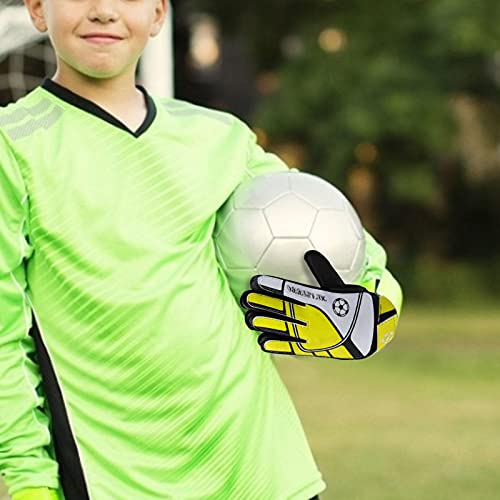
0,0,402,499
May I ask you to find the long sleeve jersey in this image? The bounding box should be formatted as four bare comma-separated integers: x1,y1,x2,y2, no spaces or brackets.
0,79,326,500
0,79,400,500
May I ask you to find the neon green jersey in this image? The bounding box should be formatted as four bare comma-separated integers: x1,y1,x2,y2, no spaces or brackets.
0,79,400,500
0,80,326,500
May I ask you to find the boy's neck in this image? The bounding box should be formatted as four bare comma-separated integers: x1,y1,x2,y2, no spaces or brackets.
54,68,141,105
52,65,147,131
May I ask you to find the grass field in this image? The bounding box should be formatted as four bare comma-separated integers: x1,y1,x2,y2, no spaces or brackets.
277,304,500,500
2,304,499,499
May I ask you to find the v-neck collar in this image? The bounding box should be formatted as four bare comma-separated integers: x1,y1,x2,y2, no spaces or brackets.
41,78,157,138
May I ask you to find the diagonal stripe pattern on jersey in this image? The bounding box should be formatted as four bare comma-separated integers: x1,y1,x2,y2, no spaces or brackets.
0,80,327,500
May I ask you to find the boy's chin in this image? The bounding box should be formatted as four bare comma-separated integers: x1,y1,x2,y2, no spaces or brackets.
75,66,132,81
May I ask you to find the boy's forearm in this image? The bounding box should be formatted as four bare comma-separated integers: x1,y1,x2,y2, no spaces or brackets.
358,229,403,314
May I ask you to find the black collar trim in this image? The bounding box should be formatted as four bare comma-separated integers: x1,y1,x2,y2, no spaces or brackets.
41,78,157,138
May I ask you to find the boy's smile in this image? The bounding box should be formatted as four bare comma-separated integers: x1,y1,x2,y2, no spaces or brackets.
80,31,125,45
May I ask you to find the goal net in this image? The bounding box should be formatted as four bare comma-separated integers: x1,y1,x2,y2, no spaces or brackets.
0,1,173,105
0,3,55,103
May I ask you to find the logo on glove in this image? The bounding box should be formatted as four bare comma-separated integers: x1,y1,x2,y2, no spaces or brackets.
286,283,328,302
333,298,350,317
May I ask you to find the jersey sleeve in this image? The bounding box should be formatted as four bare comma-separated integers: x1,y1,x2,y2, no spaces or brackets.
357,229,403,314
0,134,59,496
244,128,289,178
11,487,59,500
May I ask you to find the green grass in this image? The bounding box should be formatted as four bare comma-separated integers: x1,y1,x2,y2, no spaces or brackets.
2,305,499,499
275,304,500,500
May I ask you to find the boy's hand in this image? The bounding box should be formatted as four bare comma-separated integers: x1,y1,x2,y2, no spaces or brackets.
240,250,398,360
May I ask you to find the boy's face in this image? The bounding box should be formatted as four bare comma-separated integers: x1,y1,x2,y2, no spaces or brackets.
24,0,167,80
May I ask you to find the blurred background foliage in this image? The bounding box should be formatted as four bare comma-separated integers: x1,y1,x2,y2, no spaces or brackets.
178,0,500,305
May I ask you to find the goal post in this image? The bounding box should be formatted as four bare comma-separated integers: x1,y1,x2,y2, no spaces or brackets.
141,1,174,98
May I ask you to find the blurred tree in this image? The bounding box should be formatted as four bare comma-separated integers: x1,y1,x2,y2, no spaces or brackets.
189,0,500,270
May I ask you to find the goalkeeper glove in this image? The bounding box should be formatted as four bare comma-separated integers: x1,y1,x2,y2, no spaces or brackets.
240,250,399,360
12,488,59,500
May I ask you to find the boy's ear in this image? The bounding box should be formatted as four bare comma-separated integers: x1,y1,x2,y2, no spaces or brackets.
24,0,48,33
150,0,168,38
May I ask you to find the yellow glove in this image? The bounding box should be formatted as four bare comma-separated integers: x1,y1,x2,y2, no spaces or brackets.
12,488,59,500
240,250,398,360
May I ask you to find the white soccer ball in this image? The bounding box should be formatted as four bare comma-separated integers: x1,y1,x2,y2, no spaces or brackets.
214,171,366,300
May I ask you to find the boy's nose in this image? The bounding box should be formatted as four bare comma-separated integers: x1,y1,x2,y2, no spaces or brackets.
87,0,120,23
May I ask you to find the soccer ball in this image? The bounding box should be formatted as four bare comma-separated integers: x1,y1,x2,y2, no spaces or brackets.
214,171,366,300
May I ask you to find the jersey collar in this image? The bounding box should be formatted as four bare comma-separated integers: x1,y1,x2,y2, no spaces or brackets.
41,78,157,138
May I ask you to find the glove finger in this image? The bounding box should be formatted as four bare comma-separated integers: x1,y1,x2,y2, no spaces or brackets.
249,276,310,307
304,249,345,290
258,333,310,356
304,250,369,293
246,310,306,333
260,334,346,358
250,275,285,293
259,337,296,355
240,290,286,313
241,290,305,317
